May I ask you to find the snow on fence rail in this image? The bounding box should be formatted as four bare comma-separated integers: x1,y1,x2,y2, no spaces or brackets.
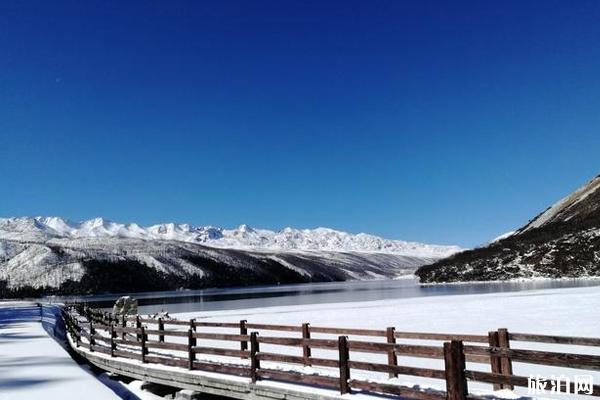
62,304,600,400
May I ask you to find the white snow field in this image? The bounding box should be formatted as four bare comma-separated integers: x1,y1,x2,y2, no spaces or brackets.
0,302,119,400
172,284,600,399
0,302,168,400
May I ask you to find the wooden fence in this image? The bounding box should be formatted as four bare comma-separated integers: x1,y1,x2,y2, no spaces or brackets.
62,304,600,400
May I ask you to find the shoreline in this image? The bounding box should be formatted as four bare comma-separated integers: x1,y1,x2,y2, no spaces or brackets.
415,274,600,286
4,274,600,302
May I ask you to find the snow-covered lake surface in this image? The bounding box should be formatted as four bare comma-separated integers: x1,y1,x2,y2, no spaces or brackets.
69,277,600,315
171,284,600,399
175,284,600,336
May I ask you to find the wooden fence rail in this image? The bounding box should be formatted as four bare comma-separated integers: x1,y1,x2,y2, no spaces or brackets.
63,304,600,400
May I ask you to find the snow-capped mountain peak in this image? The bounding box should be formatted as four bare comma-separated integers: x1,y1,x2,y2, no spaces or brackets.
0,216,462,258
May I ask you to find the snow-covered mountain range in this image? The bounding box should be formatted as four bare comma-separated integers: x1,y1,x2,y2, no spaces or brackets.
417,174,600,282
0,217,460,258
0,217,461,296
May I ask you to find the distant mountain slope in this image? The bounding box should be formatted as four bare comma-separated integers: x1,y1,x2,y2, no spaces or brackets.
0,217,460,297
416,175,600,282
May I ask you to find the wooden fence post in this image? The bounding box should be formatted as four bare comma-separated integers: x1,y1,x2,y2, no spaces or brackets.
136,315,142,341
488,331,502,390
63,310,70,337
386,327,398,378
158,318,164,342
63,310,72,343
141,327,147,363
121,315,126,340
302,323,311,366
76,319,81,347
73,316,78,344
89,320,95,352
444,340,467,400
69,314,75,342
70,317,75,342
65,311,74,345
497,328,513,390
240,320,248,358
250,332,260,383
338,336,350,395
188,329,196,370
110,324,116,357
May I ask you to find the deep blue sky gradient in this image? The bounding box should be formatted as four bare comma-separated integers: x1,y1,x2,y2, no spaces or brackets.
1,1,600,247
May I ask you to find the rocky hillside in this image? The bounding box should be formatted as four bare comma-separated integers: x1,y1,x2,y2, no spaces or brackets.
416,175,600,282
0,218,460,297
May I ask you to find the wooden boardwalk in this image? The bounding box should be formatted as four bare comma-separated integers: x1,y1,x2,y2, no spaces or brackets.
63,305,600,400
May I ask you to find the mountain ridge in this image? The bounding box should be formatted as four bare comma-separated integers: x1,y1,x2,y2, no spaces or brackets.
416,174,600,282
0,216,461,258
0,216,461,297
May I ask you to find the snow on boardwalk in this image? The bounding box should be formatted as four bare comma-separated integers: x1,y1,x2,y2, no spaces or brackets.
0,302,119,400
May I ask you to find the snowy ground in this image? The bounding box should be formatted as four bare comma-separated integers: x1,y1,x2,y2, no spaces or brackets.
0,302,173,400
0,302,120,400
173,285,600,399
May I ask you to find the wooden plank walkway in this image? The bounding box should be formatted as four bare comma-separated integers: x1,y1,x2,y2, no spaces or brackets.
73,348,349,400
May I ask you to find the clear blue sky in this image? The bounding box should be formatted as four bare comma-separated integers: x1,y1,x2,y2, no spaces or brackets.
1,1,600,247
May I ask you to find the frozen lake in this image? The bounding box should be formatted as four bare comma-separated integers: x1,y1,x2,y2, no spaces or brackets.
51,277,600,315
